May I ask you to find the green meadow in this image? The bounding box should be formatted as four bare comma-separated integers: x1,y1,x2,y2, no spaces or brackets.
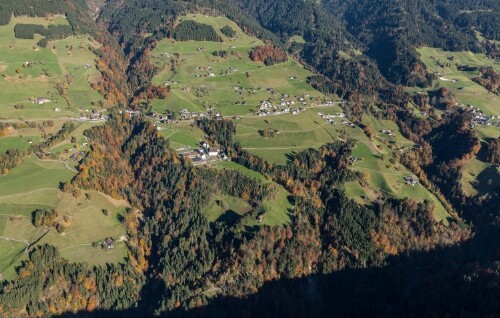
211,161,292,226
0,17,130,281
148,15,451,224
0,16,104,121
416,46,500,198
417,46,500,117
0,158,127,280
150,14,326,116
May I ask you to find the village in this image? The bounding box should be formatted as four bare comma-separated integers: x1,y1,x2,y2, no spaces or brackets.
78,109,107,122
257,95,338,117
459,104,500,128
178,140,228,165
316,111,357,128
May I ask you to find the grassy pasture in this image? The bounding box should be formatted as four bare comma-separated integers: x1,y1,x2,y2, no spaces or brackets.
234,108,344,164
205,194,253,222
0,17,103,121
211,161,292,226
348,141,450,224
0,157,128,279
461,158,500,197
158,121,207,149
417,47,500,117
0,135,40,153
150,15,326,116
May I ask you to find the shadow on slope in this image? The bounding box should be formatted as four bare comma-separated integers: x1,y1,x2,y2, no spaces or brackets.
55,223,500,318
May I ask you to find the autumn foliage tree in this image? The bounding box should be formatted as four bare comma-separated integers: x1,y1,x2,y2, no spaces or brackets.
250,44,288,66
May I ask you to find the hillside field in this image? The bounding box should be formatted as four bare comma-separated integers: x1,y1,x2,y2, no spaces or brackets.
0,17,125,281
0,158,128,280
416,47,500,197
150,14,328,116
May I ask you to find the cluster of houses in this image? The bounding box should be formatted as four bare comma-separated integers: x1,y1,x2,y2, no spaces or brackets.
180,141,227,164
381,129,396,137
78,109,107,121
404,176,419,186
317,112,345,125
317,100,338,107
195,72,216,78
459,104,500,128
195,65,242,78
256,94,322,116
317,112,356,127
257,102,305,117
179,108,223,121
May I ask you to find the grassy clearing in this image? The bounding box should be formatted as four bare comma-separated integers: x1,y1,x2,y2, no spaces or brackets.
0,135,41,153
216,161,269,182
204,194,253,222
349,141,450,224
461,158,500,196
0,158,128,279
260,186,292,226
289,35,306,44
210,161,291,226
158,122,206,149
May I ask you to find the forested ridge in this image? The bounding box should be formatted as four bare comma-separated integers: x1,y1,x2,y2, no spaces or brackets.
0,0,500,317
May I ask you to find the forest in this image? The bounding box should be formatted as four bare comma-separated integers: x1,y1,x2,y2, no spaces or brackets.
14,24,73,40
174,20,221,42
0,0,499,317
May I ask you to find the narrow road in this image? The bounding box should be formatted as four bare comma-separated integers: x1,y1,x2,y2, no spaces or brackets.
237,122,331,137
0,236,29,245
352,166,408,176
0,187,58,201
34,154,78,173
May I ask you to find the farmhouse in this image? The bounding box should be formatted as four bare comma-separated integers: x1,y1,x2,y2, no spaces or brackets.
182,151,200,159
381,129,395,136
208,147,220,157
104,237,115,249
404,176,419,186
34,97,51,105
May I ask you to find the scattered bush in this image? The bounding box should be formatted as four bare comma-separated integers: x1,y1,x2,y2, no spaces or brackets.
221,25,236,38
